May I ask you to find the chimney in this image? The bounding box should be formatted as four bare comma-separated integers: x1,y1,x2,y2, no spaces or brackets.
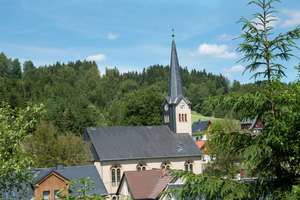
198,119,201,124
56,163,63,170
162,169,166,176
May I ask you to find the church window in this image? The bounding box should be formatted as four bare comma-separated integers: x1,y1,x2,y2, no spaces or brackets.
161,162,171,169
185,114,187,122
137,163,147,171
164,115,170,123
179,114,181,122
112,196,119,200
185,161,193,172
111,165,122,187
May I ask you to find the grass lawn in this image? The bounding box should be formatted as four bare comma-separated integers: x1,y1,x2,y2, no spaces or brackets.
191,111,220,123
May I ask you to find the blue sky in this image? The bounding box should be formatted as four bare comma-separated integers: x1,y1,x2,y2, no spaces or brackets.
1,0,300,84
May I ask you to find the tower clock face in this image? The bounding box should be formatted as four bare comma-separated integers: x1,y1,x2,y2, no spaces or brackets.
180,102,185,109
164,104,169,111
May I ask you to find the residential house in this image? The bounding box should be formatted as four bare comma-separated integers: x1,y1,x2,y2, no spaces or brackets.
116,169,178,200
191,120,211,141
4,164,107,200
192,120,211,170
240,116,264,136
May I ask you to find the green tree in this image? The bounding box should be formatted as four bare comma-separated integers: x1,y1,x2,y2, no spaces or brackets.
10,58,22,79
0,102,44,198
22,60,36,80
165,1,300,199
0,52,11,79
24,121,93,168
121,85,163,126
204,116,245,179
236,0,300,83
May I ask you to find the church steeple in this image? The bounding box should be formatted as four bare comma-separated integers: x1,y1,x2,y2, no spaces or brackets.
168,28,184,104
162,29,192,135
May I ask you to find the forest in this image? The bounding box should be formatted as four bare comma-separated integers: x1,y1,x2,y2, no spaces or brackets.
0,52,268,135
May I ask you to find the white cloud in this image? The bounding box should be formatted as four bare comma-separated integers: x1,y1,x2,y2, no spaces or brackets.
281,9,300,27
189,43,238,59
86,54,106,61
107,33,117,40
221,65,245,72
218,34,237,41
221,73,232,78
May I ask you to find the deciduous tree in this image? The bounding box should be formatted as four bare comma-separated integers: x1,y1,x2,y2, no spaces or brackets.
0,102,44,198
24,121,93,168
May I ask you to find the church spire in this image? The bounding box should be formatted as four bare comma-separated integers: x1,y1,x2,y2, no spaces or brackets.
162,29,192,135
168,28,184,104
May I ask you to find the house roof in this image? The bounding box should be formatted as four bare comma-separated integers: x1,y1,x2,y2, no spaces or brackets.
166,37,190,105
192,120,210,135
124,170,162,200
84,126,202,162
7,165,108,199
149,172,174,199
241,116,261,130
117,170,174,200
195,140,205,149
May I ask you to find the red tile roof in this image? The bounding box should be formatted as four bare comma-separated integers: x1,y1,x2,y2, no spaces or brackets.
121,169,175,200
149,172,173,199
124,170,162,199
195,140,205,149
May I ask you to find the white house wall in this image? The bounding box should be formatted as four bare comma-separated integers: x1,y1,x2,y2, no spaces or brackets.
94,156,202,194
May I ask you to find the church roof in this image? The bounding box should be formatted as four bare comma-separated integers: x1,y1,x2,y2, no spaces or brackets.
83,126,202,162
167,37,190,105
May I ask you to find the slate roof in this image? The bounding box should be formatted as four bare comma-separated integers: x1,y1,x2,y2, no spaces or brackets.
166,37,191,105
84,126,202,162
6,165,107,199
192,120,210,135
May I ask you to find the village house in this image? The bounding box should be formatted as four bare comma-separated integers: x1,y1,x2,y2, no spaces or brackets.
4,164,107,200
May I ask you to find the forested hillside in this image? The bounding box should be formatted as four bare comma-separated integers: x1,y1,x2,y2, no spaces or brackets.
0,52,267,134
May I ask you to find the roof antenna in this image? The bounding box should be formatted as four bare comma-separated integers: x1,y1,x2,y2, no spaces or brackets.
175,141,183,151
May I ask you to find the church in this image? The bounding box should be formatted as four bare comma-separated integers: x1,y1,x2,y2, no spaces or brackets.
83,31,202,198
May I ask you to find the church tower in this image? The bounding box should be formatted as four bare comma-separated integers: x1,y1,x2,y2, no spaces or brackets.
162,29,192,135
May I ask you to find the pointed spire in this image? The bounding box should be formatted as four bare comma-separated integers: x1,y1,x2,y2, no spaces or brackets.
168,29,184,104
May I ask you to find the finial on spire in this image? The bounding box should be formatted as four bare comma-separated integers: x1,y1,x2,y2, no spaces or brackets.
172,28,175,38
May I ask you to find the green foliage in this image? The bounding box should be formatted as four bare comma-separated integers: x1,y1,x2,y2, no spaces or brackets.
121,85,164,126
23,121,93,168
236,0,300,82
204,116,245,179
0,102,44,198
168,75,300,199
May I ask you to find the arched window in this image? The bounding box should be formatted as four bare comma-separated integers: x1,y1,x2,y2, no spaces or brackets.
179,114,181,122
137,163,147,171
112,196,119,200
185,114,187,122
111,165,122,187
161,162,171,169
185,161,193,172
